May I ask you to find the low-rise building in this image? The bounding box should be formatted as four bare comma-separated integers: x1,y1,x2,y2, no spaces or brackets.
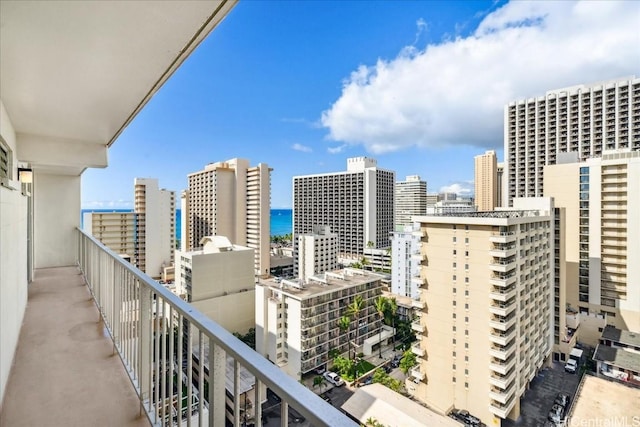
594,325,640,387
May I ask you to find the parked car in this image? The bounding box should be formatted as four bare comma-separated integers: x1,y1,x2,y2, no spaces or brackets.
323,371,345,386
314,366,326,375
450,409,481,426
565,359,578,373
391,355,401,368
548,404,565,424
554,392,570,408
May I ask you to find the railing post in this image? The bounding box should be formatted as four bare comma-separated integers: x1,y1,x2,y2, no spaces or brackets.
139,282,152,416
209,337,225,427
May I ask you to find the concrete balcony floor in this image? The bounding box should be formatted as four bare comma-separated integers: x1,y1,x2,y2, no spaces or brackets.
0,267,149,427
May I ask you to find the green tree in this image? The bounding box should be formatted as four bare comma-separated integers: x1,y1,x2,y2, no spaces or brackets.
386,297,398,350
399,349,417,375
367,241,374,248
347,295,365,357
374,296,388,357
328,348,341,360
332,355,354,377
313,375,327,391
338,316,352,359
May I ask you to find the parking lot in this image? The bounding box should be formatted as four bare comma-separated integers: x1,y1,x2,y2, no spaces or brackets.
503,362,582,427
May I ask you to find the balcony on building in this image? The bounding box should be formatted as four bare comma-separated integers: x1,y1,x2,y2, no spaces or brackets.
0,3,356,426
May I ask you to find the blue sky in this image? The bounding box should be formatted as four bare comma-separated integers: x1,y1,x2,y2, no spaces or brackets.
82,0,640,209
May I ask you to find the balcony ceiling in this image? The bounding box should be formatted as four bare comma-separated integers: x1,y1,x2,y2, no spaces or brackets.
0,0,236,175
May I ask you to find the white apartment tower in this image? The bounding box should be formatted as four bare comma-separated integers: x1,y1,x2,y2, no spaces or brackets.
474,150,498,211
294,225,338,284
390,226,421,299
293,157,395,255
496,162,504,208
134,178,175,277
395,175,427,228
505,76,640,207
185,158,271,277
545,151,640,332
409,199,554,425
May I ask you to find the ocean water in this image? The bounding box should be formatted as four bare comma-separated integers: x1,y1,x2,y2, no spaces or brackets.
81,208,291,240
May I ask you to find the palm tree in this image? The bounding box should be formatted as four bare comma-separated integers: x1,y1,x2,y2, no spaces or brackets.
347,295,365,357
313,375,326,392
374,296,388,358
338,316,352,359
387,297,398,352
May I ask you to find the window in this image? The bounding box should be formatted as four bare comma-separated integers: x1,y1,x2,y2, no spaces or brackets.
465,251,469,257
0,141,10,185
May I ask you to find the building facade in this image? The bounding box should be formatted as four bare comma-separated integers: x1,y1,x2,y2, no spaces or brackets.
293,157,395,256
134,178,175,277
474,150,498,211
174,236,255,334
83,178,175,279
496,162,504,208
390,226,421,299
409,199,554,425
294,225,338,284
255,269,385,379
544,151,640,333
395,175,427,228
185,158,271,277
505,76,640,207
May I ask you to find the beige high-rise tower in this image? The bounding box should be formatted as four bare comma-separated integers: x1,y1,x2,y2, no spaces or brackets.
185,158,271,277
474,150,498,211
409,198,554,426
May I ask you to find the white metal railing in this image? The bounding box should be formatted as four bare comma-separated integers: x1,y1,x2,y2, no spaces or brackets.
77,229,356,427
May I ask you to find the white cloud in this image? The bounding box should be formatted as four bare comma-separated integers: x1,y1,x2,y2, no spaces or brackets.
321,1,640,154
439,182,474,196
327,144,347,154
292,143,312,153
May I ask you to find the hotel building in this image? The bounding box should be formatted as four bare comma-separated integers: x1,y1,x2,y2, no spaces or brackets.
409,199,554,425
395,175,427,228
505,76,640,207
293,225,339,284
474,150,498,211
544,151,640,334
390,225,421,299
293,157,394,256
185,158,271,277
255,269,386,379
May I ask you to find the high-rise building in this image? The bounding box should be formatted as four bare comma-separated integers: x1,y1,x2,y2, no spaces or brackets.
83,178,175,279
474,150,498,211
294,225,338,284
293,157,394,255
255,268,387,379
185,158,271,277
505,76,640,207
134,178,175,276
390,225,421,299
496,162,504,208
545,150,640,333
395,175,427,228
409,199,554,425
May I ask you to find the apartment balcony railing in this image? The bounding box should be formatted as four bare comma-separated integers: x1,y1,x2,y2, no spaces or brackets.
77,229,355,427
411,343,425,358
489,232,516,244
411,320,425,334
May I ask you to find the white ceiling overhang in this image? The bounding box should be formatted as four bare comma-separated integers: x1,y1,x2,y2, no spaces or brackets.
0,0,236,175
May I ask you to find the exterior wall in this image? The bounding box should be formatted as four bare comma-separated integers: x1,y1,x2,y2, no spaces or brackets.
293,157,394,256
180,190,190,251
187,159,270,276
410,206,553,425
391,228,420,299
394,175,427,228
474,150,498,211
33,173,80,268
505,77,640,207
175,242,255,334
83,212,137,258
545,153,640,332
0,100,29,406
295,226,338,283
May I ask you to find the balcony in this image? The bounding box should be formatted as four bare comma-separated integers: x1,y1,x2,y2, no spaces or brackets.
410,366,425,382
490,357,517,375
489,286,517,302
489,314,517,331
489,272,516,287
489,327,516,346
489,232,516,244
411,298,426,310
411,320,425,333
489,245,517,258
410,343,425,358
1,231,355,427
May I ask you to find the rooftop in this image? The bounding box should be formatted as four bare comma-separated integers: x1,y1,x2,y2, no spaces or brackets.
593,345,640,373
569,374,640,422
259,268,383,300
601,325,640,348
